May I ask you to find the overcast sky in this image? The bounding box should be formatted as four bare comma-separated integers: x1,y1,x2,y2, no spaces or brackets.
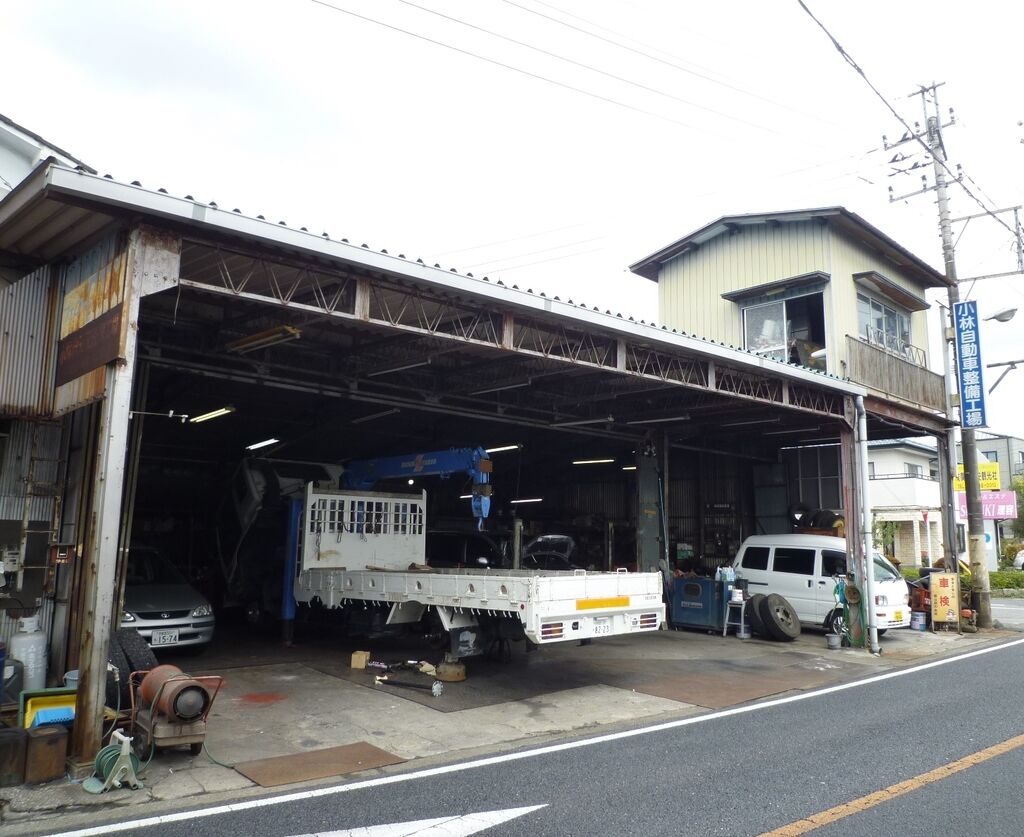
4,0,1022,440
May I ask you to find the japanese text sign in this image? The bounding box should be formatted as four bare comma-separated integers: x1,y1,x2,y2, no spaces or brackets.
956,491,1018,520
953,300,987,428
953,462,1001,491
930,573,960,624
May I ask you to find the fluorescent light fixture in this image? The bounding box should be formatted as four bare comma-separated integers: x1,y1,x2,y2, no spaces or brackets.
572,458,615,465
553,415,614,427
810,348,828,359
459,494,473,500
366,359,431,378
351,408,400,425
485,444,521,453
189,406,235,424
245,437,279,451
510,497,543,504
763,426,820,436
721,418,781,428
472,380,531,395
407,479,415,485
626,414,690,425
622,465,637,471
226,325,301,354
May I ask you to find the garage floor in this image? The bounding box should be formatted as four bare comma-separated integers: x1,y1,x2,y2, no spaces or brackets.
1,624,1012,835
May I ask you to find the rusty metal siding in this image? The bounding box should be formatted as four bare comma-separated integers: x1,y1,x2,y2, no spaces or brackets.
561,481,629,519
0,265,59,417
0,419,61,521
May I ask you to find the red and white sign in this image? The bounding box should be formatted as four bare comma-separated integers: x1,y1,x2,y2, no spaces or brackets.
956,491,1018,520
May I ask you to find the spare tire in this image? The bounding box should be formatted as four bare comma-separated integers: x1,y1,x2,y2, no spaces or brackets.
746,593,767,637
116,627,159,674
759,594,801,642
809,509,838,530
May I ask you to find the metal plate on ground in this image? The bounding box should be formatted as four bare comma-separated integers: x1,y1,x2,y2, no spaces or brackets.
234,742,406,787
633,666,839,709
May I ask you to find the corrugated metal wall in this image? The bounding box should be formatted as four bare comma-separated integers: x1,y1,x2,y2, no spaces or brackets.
0,419,61,521
0,596,55,653
0,265,59,418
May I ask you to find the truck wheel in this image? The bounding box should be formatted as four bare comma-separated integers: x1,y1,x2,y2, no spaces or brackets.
759,594,800,641
746,594,767,636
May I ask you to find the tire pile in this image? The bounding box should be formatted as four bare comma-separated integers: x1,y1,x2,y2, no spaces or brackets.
106,628,159,707
745,593,801,642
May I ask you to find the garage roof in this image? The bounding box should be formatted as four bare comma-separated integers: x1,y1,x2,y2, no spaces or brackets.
0,162,864,403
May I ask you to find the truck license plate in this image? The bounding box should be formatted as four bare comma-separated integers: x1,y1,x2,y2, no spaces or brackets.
894,610,903,622
151,628,179,645
593,618,611,636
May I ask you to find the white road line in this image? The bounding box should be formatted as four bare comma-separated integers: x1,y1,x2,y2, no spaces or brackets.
49,636,1024,837
289,805,547,836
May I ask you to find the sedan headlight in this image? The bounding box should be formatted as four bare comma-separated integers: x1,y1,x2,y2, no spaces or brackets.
121,612,136,623
875,595,888,606
191,603,213,618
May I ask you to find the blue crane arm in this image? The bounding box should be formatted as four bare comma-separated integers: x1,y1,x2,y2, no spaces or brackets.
340,447,493,524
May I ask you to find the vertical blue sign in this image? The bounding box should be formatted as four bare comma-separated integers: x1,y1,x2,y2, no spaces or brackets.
953,300,987,428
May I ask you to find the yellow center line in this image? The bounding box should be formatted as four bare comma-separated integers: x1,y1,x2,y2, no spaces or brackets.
759,733,1024,837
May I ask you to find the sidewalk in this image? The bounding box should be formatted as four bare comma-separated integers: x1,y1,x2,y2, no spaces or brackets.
2,624,1018,836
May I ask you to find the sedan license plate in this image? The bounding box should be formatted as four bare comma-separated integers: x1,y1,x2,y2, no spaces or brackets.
151,628,179,645
593,618,611,636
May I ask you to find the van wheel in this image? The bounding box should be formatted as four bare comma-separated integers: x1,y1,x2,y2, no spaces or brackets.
746,594,767,636
759,594,800,641
877,629,887,637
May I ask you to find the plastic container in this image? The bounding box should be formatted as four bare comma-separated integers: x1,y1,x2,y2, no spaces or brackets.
63,670,79,689
910,611,927,631
10,617,47,692
25,726,67,784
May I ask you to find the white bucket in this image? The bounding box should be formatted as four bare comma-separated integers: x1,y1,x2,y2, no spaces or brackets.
63,670,79,689
910,612,927,631
825,633,841,650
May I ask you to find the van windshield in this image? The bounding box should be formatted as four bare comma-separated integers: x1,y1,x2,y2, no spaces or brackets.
872,553,901,583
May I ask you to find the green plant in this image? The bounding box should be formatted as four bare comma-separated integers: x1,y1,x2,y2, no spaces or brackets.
872,517,898,559
989,570,1024,590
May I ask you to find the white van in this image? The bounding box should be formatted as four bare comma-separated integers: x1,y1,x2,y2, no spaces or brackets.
731,534,910,633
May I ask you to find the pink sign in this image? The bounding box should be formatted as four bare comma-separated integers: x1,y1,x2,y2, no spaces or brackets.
956,491,1018,520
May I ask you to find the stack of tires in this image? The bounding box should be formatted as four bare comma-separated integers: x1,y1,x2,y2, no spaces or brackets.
745,593,801,642
105,628,159,708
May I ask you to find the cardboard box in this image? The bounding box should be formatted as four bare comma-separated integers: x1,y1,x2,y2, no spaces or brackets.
351,651,371,670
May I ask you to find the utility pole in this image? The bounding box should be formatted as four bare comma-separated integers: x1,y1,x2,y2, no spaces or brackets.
887,83,991,628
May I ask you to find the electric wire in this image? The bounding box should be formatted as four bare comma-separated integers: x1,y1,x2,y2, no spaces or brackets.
465,235,606,270
507,0,844,129
482,244,606,274
796,0,1018,241
397,0,792,137
307,0,715,135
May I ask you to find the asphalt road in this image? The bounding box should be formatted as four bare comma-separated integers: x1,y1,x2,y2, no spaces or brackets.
50,637,1024,837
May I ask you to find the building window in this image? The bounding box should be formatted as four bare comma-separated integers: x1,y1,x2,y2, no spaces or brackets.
782,444,841,510
857,293,912,355
982,450,998,463
905,463,922,477
868,462,876,479
743,293,826,369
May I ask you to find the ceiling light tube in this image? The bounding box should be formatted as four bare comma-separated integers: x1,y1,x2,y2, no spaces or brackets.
553,415,614,427
459,494,473,500
351,408,400,425
720,418,781,428
622,465,637,471
189,406,235,424
626,414,691,425
485,444,521,453
226,325,301,354
366,359,431,378
510,497,543,504
572,458,615,465
472,380,531,395
763,426,820,436
245,437,280,451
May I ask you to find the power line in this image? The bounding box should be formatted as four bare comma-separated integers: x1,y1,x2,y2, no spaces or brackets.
796,0,1017,240
397,0,789,137
500,0,841,129
308,0,720,135
432,222,586,257
465,235,606,271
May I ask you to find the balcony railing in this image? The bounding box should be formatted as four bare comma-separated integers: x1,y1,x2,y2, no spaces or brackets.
846,335,946,412
860,326,928,367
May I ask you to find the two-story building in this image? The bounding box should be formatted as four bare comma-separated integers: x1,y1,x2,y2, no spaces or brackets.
630,207,956,556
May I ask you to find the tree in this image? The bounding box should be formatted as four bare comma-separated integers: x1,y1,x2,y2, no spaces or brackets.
1012,476,1024,541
